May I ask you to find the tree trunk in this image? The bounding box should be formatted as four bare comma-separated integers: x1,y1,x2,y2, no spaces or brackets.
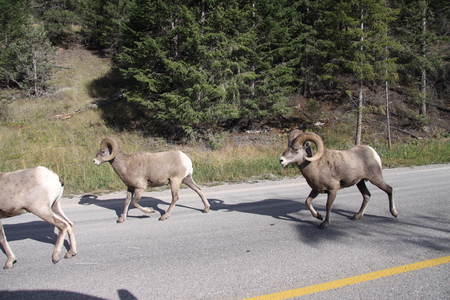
386,80,391,149
355,79,363,146
355,6,364,146
420,2,427,115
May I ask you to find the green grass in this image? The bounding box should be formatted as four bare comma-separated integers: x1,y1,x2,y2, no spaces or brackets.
1,48,449,195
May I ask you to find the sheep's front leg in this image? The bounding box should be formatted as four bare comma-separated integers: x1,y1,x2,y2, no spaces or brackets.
0,222,17,269
117,189,133,223
132,188,155,214
160,179,181,220
319,190,337,229
305,190,321,220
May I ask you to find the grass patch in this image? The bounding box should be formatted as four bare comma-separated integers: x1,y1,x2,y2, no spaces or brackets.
189,144,299,185
377,138,450,167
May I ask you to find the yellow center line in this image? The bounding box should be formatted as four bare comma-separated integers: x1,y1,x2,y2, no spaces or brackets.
243,255,450,300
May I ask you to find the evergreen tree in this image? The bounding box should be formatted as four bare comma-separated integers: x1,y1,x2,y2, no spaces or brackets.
33,0,81,46
0,0,30,87
9,23,55,96
391,0,443,119
324,0,399,145
80,0,132,52
119,0,292,137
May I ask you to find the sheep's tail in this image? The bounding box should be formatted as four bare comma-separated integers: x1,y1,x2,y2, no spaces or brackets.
51,176,74,227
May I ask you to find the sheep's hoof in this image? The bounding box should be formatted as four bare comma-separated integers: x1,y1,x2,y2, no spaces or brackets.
145,207,155,214
3,260,17,269
318,222,329,229
159,214,169,221
203,207,210,213
316,213,323,220
52,255,60,264
116,217,125,223
352,214,362,220
65,251,76,259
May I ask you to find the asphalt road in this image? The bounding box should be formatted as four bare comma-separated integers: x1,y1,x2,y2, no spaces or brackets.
0,164,449,300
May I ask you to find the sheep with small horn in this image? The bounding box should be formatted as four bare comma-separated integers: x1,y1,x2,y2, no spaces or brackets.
280,130,398,229
0,166,77,269
93,136,210,223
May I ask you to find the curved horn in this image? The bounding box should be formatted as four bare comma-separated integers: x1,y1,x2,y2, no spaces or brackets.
292,132,324,161
287,129,303,147
100,136,121,161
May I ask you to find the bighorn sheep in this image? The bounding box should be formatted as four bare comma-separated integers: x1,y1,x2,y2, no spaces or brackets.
93,136,210,223
0,166,77,269
280,130,398,229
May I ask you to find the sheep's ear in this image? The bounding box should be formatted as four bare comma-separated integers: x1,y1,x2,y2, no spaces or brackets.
304,141,311,148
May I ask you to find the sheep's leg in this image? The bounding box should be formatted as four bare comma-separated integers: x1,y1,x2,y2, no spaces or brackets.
32,210,72,264
0,221,17,269
117,189,133,223
305,190,322,220
131,188,155,214
182,175,210,213
370,180,398,218
160,179,181,220
353,180,371,220
52,199,77,258
319,190,337,229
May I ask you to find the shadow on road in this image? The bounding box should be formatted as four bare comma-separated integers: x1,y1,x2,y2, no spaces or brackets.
0,289,138,300
78,194,207,219
208,198,305,222
1,221,70,255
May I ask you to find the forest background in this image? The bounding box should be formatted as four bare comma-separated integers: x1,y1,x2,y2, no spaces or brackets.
0,0,449,194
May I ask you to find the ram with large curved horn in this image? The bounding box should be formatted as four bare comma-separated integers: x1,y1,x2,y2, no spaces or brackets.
93,136,210,223
280,130,398,229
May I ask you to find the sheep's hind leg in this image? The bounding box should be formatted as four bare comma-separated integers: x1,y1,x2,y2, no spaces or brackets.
33,211,71,264
371,180,398,218
353,180,371,220
305,190,321,221
183,175,210,213
52,199,77,258
0,221,17,269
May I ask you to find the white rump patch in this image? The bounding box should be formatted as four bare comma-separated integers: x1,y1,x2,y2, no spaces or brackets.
180,152,194,178
368,146,382,168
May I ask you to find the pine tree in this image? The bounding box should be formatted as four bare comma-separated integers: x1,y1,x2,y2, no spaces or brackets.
325,0,399,145
9,23,55,96
119,0,292,136
0,0,30,86
80,0,132,51
391,0,443,119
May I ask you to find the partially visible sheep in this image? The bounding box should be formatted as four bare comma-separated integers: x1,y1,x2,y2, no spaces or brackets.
93,136,210,223
0,166,77,269
280,130,398,228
